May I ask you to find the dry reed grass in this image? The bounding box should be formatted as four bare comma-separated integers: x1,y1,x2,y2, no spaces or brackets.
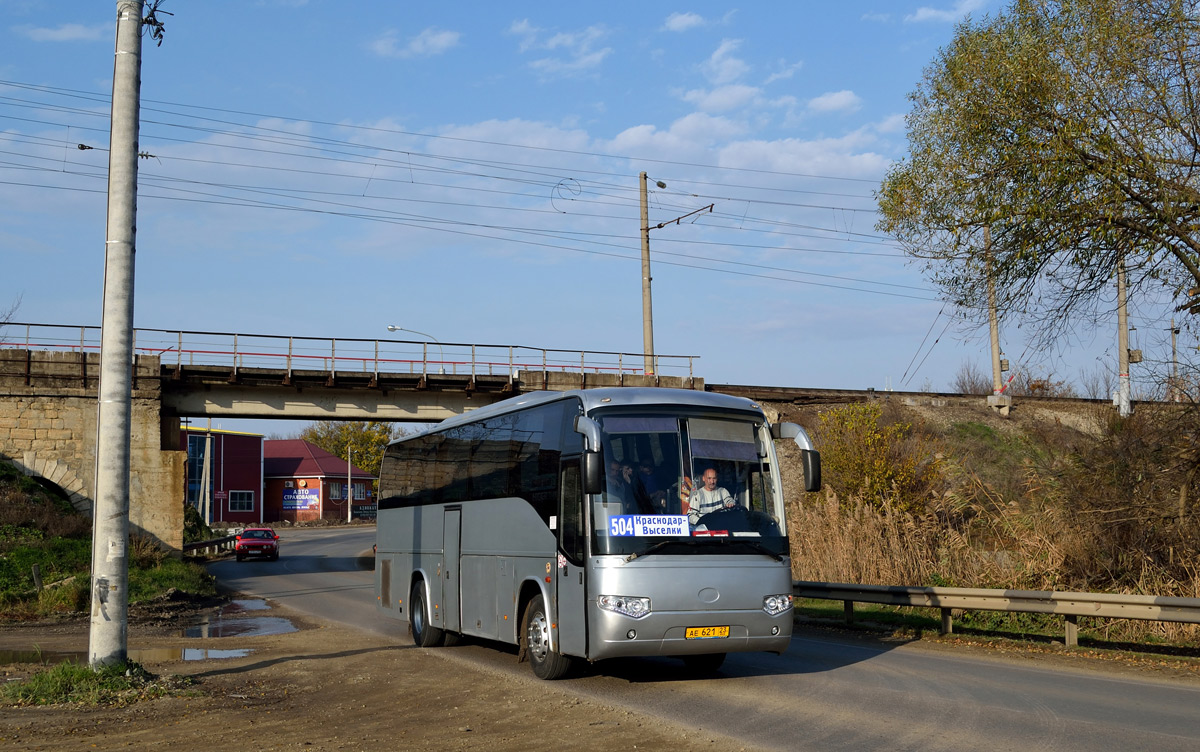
789,490,1200,643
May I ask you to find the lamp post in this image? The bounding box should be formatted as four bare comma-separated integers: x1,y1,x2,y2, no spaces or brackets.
346,446,353,523
386,324,445,374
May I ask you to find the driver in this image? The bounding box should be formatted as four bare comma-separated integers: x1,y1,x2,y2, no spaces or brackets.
687,467,735,525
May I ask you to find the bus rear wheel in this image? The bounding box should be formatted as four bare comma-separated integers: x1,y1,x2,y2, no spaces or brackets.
409,581,445,648
522,598,574,680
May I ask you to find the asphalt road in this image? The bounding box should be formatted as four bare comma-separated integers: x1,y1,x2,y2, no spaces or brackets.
209,526,1200,752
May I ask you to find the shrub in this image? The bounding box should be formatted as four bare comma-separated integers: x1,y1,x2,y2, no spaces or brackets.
813,403,942,513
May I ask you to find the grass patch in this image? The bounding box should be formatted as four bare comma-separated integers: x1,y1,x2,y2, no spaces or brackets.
129,558,217,603
0,660,197,707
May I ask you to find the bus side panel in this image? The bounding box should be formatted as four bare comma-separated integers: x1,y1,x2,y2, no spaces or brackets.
376,503,446,625
456,497,557,645
460,555,498,638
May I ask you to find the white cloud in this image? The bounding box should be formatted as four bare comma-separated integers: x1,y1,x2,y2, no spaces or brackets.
876,113,906,134
369,27,461,59
763,60,803,86
906,0,987,23
681,84,761,113
807,89,864,114
509,20,612,77
702,39,750,85
608,112,749,154
16,23,107,42
662,12,705,32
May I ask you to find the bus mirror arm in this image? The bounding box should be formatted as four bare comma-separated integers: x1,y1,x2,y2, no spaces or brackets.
772,422,822,492
573,415,601,451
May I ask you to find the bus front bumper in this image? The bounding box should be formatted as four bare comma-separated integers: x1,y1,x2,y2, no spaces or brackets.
587,607,793,661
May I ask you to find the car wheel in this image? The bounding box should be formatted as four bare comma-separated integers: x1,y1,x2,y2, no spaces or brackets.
235,552,244,562
522,597,574,680
409,581,444,648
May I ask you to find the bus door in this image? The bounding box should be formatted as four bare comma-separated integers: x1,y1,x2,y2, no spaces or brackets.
443,507,461,633
555,461,587,657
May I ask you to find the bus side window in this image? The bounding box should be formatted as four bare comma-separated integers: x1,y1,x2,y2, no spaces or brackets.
559,463,585,564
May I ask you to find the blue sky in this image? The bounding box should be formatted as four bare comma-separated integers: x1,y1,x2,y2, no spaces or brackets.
0,1,1173,433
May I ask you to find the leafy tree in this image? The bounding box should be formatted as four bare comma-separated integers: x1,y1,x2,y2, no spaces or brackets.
877,0,1200,342
296,421,408,483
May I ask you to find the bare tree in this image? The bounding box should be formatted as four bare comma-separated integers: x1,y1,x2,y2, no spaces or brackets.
952,360,992,395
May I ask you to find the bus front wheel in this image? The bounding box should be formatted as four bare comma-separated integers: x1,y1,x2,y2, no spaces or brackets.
409,581,445,648
522,598,574,680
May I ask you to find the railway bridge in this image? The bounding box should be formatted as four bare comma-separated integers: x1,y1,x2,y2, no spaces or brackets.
0,324,702,551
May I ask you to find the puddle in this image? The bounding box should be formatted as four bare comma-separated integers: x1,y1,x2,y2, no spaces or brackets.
182,598,297,639
183,616,296,639
0,598,293,668
0,647,252,665
221,599,271,614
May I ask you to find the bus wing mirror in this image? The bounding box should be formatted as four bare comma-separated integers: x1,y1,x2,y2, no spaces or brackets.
800,449,821,493
582,451,603,495
772,422,822,492
574,416,604,494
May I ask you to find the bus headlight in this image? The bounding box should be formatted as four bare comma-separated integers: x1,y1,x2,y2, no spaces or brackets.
598,595,652,619
762,594,793,616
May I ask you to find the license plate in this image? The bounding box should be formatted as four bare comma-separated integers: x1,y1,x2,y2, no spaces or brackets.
685,626,729,639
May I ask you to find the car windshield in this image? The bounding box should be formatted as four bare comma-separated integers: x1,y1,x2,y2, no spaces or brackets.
243,529,272,539
590,412,787,557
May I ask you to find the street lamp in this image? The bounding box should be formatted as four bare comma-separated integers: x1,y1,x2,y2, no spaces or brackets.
386,324,445,374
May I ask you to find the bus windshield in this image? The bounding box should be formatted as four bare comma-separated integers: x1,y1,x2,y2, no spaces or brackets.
592,412,787,557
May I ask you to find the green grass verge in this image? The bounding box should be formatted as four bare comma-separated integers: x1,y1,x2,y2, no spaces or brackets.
0,660,197,706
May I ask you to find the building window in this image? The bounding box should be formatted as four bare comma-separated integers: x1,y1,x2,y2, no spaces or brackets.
229,490,254,512
354,482,366,501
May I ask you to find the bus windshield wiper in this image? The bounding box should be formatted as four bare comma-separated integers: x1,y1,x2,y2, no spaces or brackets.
726,539,783,561
624,538,705,562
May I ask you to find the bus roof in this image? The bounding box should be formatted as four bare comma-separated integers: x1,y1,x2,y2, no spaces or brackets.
390,387,766,445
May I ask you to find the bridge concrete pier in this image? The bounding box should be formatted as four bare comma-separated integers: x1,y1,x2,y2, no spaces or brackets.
0,349,185,551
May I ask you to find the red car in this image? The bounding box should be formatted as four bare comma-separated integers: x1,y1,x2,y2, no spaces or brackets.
234,527,281,562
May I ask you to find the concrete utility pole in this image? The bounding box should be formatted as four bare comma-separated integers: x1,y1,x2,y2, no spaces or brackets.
637,173,713,377
1116,256,1133,418
639,172,655,375
346,447,353,523
90,0,144,668
984,227,1011,416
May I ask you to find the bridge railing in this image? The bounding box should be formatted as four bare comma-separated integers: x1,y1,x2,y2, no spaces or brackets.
794,580,1200,647
1,322,698,382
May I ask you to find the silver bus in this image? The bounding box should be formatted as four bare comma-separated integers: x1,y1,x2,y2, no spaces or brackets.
374,387,820,679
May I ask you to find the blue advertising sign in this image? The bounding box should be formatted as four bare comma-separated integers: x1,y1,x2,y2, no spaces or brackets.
282,488,320,510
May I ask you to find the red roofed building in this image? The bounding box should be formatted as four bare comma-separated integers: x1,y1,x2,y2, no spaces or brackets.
263,440,376,523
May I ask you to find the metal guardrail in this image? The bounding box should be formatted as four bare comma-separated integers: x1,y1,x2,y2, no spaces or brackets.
0,322,698,383
794,581,1200,647
182,534,236,556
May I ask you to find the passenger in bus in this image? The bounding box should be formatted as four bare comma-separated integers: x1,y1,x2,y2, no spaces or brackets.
637,461,670,512
687,467,736,525
606,460,630,504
